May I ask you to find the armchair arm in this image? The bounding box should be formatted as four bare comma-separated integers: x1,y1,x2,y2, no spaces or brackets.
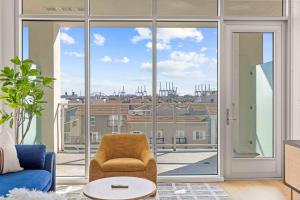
91,150,107,167
44,152,56,192
89,150,107,181
141,150,155,165
140,150,157,183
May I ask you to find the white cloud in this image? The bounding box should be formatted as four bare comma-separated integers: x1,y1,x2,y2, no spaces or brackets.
116,57,130,64
158,28,204,43
100,56,112,63
64,51,84,58
146,42,171,51
93,33,105,46
100,56,130,64
162,71,205,78
200,47,208,52
141,51,209,74
141,62,152,70
132,28,204,51
131,28,152,43
60,32,75,45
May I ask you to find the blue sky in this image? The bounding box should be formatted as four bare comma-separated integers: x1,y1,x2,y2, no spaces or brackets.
22,26,273,96
59,26,218,96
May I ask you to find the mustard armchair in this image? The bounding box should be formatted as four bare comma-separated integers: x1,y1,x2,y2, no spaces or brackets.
89,134,157,184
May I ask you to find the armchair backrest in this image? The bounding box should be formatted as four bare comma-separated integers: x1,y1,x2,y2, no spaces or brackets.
99,134,150,160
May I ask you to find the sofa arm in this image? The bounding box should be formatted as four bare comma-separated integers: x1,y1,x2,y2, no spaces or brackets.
44,152,56,192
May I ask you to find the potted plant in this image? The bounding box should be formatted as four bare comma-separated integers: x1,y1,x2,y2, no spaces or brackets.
0,56,55,144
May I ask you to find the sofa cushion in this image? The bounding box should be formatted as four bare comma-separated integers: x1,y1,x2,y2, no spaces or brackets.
102,158,146,172
15,145,46,169
0,170,52,197
0,132,23,174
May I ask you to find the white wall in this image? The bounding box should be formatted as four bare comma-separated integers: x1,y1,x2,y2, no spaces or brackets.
0,0,15,136
291,0,300,139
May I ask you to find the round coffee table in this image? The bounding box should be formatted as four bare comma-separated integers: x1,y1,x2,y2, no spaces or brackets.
83,177,156,200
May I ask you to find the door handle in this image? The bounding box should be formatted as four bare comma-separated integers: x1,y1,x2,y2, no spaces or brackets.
226,108,237,125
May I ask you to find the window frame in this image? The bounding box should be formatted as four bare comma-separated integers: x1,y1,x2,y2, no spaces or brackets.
15,0,290,181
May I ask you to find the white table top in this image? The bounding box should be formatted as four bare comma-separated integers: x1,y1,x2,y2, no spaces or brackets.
83,177,157,200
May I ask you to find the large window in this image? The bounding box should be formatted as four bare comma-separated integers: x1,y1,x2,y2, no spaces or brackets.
89,22,153,160
22,21,86,176
19,0,285,178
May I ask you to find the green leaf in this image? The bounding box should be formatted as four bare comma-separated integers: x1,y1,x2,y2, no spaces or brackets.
9,118,14,128
0,111,11,125
28,69,39,76
1,86,8,93
8,102,20,109
2,66,14,78
22,59,33,64
20,63,30,76
35,110,42,116
0,56,54,130
10,56,21,65
37,100,47,104
0,94,9,99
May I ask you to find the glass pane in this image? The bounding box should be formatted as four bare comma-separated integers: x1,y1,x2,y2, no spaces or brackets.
23,21,86,176
157,0,218,17
156,22,218,175
90,0,152,16
22,0,84,15
90,22,153,156
224,0,283,17
232,32,274,158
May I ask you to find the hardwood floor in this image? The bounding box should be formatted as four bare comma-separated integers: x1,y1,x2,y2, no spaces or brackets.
221,180,299,200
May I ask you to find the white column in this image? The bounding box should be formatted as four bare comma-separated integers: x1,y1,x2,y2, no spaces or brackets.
0,0,15,137
291,0,300,139
27,22,61,151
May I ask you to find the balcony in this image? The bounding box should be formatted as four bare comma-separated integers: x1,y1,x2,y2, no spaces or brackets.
175,137,187,144
149,137,165,144
56,102,218,177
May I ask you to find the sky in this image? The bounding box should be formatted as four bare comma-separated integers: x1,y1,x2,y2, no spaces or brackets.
22,26,273,97
59,26,218,96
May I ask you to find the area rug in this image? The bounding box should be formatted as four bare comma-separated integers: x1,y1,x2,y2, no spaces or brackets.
57,183,232,200
0,188,66,200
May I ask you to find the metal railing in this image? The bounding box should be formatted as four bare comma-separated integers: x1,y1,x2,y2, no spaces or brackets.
57,102,218,152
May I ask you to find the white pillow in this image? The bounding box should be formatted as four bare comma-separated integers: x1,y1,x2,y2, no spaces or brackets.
0,131,23,174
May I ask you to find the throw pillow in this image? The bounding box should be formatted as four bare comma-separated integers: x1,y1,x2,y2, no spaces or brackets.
0,131,23,174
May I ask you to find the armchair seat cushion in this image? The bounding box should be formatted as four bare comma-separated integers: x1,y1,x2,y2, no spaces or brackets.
0,170,52,197
102,158,145,172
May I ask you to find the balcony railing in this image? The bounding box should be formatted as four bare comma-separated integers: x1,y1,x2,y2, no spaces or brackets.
175,137,187,144
149,137,165,144
57,102,218,152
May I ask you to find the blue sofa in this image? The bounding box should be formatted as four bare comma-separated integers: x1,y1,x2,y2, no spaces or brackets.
0,145,56,197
